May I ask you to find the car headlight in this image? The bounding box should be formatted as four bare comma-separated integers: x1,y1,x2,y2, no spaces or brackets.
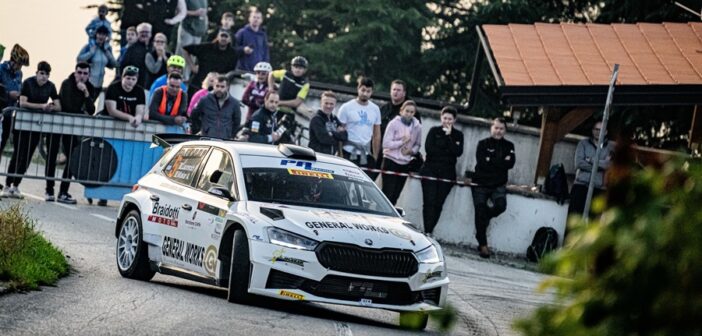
415,245,441,264
266,227,319,250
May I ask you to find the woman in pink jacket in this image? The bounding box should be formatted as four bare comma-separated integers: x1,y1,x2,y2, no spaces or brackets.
381,100,422,204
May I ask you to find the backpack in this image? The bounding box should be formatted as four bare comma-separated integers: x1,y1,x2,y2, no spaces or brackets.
526,227,559,262
544,163,568,204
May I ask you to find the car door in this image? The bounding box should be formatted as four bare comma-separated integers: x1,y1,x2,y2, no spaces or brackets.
181,147,238,278
155,146,210,274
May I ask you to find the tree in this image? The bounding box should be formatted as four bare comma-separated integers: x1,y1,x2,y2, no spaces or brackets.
515,143,702,335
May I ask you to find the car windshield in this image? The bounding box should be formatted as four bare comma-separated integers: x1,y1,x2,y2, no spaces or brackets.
243,166,397,217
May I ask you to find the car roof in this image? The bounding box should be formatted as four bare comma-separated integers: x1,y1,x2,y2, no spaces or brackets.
175,140,357,168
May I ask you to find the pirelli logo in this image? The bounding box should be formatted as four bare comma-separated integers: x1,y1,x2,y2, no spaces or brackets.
279,290,304,300
287,168,333,179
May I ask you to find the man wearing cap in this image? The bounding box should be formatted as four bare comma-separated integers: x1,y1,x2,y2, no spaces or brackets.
148,55,188,102
120,22,152,87
0,44,29,166
104,66,145,128
183,29,240,97
4,61,61,199
148,72,188,125
77,25,118,89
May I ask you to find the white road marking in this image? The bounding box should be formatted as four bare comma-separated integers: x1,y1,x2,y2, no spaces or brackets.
25,193,77,210
334,322,353,336
23,193,44,202
91,214,114,222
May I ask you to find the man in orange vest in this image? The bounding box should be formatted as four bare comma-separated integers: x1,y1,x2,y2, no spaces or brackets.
148,72,189,125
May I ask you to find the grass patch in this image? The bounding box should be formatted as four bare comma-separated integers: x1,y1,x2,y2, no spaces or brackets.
0,204,69,291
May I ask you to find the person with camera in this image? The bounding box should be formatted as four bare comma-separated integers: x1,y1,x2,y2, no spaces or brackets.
246,91,284,144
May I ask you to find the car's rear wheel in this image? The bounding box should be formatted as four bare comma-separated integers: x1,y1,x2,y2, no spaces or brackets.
116,210,155,281
227,229,252,303
399,311,429,331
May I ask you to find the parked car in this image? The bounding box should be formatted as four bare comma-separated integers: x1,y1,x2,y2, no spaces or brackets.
114,137,448,329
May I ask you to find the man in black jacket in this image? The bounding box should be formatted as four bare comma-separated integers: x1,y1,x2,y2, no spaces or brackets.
471,118,515,258
247,91,280,144
50,62,98,204
308,91,346,155
119,22,152,87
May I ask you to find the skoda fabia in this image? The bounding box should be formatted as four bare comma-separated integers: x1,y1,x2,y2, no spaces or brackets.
115,138,448,329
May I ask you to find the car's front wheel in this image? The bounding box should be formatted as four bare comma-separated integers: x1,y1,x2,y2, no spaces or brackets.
399,311,429,331
116,210,155,281
227,229,252,303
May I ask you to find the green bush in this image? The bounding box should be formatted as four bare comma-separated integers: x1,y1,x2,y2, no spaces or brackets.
515,160,702,335
0,204,69,291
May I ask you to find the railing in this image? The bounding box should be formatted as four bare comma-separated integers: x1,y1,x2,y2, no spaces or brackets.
0,107,184,200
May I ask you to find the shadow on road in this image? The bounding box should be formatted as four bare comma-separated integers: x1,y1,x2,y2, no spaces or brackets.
152,280,408,332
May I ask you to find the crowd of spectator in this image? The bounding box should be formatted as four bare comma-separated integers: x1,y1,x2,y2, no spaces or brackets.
0,1,610,258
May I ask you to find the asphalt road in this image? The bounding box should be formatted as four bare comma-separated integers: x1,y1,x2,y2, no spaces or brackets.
0,178,555,335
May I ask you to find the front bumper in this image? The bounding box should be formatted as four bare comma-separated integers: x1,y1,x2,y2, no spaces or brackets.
247,239,449,311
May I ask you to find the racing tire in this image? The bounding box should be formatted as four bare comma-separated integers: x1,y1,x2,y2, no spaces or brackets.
399,311,429,331
227,229,252,303
116,210,155,281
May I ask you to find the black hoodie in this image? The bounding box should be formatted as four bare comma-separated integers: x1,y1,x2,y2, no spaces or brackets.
473,137,516,188
308,110,347,155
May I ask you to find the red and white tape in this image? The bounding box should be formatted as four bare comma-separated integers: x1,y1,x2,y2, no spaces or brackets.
359,167,476,187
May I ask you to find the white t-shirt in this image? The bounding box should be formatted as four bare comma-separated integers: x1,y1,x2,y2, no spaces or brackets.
337,99,381,154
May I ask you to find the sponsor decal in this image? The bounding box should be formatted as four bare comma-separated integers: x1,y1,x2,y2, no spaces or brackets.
203,245,218,276
270,248,305,267
184,219,201,228
360,298,373,306
161,236,206,267
280,159,335,174
288,168,333,179
197,202,226,217
148,201,180,227
304,221,390,234
214,222,223,235
279,290,304,300
364,238,373,246
423,270,443,283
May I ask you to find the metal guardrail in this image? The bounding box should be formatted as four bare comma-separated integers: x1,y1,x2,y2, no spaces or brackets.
1,107,184,199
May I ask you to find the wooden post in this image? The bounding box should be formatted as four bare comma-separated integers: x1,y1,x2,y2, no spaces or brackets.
689,105,701,151
534,108,563,185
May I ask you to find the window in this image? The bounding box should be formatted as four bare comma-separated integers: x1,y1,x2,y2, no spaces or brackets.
163,147,209,186
243,167,396,217
196,149,235,194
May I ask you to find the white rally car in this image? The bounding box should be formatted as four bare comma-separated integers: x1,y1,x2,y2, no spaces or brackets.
115,137,448,329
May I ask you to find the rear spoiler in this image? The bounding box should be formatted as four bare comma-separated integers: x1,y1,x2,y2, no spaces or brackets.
151,133,227,148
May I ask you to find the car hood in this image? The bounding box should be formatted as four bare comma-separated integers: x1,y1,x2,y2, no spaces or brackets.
246,202,431,251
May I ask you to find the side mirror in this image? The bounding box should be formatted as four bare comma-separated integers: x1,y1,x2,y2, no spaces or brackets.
208,186,235,201
395,207,406,217
210,170,223,184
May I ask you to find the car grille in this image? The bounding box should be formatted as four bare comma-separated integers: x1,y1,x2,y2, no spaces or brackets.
266,270,440,306
315,242,419,277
